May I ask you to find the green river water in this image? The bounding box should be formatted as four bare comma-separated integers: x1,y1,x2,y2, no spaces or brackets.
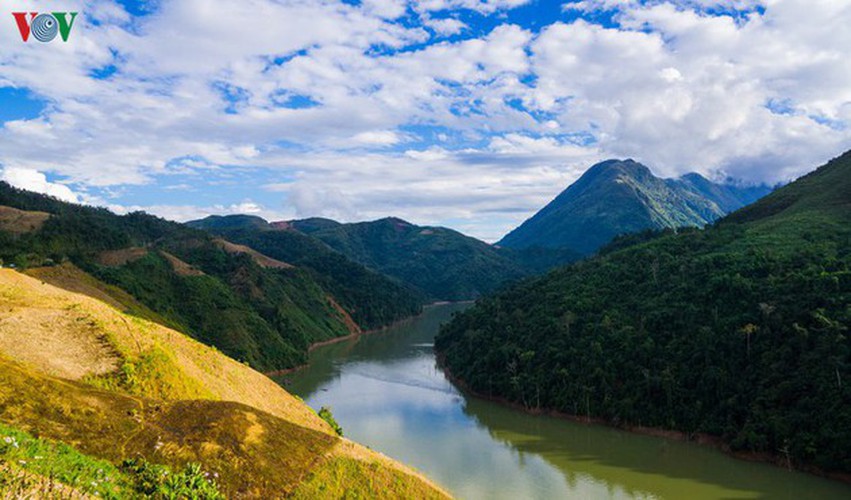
279,303,851,499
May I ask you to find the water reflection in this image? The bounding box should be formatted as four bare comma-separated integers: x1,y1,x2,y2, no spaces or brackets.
280,304,851,500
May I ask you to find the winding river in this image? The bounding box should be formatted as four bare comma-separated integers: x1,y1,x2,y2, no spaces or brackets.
277,303,851,499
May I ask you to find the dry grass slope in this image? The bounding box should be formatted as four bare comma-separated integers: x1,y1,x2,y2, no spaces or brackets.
215,238,295,269
160,251,206,277
0,269,451,499
96,247,149,267
0,205,50,234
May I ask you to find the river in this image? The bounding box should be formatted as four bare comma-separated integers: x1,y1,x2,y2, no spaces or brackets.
277,303,851,499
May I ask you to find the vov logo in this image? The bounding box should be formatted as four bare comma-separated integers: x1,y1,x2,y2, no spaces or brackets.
12,11,78,42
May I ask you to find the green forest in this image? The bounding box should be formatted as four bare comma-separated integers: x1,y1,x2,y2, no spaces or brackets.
291,217,534,300
188,216,424,329
436,151,851,473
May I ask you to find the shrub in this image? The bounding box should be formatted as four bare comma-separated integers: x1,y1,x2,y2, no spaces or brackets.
318,407,344,436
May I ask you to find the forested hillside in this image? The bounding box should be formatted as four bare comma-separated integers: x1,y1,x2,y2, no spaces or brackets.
0,183,414,371
437,151,851,474
188,215,424,328
290,217,531,300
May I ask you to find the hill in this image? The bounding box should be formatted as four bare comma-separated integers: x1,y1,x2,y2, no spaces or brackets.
0,182,415,372
188,215,425,328
287,217,533,301
0,269,449,498
436,151,851,474
498,159,772,254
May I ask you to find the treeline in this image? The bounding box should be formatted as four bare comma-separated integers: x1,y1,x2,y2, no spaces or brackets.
436,152,851,473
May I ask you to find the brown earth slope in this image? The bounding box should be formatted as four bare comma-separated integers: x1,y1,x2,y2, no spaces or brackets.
0,205,50,234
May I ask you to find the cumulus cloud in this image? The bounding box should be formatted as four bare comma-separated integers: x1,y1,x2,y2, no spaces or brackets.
0,167,81,203
0,0,849,240
110,200,285,223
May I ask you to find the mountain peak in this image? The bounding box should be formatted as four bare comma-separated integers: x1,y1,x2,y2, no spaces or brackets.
186,214,270,231
498,159,772,254
377,216,415,228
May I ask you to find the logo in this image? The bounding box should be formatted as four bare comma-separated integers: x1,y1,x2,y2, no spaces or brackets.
12,12,78,42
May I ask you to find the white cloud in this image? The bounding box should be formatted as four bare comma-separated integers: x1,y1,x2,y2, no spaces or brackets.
0,167,81,203
424,16,468,36
0,0,849,240
110,200,285,223
414,0,532,14
351,130,403,146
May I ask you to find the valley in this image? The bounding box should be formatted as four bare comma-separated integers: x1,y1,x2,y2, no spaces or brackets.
0,152,847,498
2,2,849,498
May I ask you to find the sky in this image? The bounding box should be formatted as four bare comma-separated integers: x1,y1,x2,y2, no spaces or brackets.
0,0,849,242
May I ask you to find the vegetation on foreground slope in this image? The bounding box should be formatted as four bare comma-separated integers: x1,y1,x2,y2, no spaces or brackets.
0,183,420,371
1,422,223,499
0,269,449,498
437,151,851,474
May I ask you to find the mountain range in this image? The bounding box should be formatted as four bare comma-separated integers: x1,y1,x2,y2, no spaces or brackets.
191,159,773,301
191,215,574,301
498,159,773,254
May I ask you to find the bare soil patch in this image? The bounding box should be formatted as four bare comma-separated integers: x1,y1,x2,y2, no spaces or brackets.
0,206,50,234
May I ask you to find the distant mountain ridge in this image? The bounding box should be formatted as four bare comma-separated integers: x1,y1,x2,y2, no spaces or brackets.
289,216,532,301
192,215,532,301
498,159,772,254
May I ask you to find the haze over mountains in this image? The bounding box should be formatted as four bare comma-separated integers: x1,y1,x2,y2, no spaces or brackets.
499,159,773,254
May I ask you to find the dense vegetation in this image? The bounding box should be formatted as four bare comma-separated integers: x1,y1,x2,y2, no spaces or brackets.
437,151,851,473
189,215,424,328
0,183,414,371
290,217,531,300
498,159,771,254
0,423,223,499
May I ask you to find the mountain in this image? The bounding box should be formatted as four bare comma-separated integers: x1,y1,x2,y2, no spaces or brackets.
289,216,530,301
0,268,448,498
0,182,416,372
188,215,425,327
498,159,772,254
436,151,851,474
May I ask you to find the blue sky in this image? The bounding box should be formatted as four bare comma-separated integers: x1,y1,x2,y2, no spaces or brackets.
0,0,849,241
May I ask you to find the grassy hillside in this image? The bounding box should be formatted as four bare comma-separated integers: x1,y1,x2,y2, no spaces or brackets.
437,151,851,474
189,215,425,329
498,159,771,254
290,217,530,301
0,182,381,372
0,269,449,498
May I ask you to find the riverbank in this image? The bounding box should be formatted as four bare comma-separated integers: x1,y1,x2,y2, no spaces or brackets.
435,354,851,486
266,301,473,378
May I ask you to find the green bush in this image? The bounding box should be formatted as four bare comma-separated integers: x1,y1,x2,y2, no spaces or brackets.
318,407,344,436
121,458,224,499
